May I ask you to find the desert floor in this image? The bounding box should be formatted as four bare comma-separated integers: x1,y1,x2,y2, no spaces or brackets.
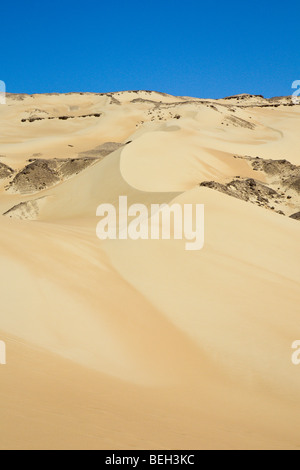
0,91,299,450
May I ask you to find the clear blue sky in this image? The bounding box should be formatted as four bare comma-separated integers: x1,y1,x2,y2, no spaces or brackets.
1,0,299,98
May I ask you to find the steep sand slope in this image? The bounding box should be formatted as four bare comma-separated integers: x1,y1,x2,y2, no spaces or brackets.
0,92,299,449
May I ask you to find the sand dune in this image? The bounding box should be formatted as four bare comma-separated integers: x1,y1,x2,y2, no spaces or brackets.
0,91,299,450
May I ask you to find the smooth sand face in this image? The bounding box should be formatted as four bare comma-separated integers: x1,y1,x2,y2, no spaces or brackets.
0,91,300,449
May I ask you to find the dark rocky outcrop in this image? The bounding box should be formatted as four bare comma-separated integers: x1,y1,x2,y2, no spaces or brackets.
0,162,14,179
3,198,46,220
21,113,102,123
200,156,300,219
248,157,300,178
6,142,125,194
6,157,98,194
200,178,282,211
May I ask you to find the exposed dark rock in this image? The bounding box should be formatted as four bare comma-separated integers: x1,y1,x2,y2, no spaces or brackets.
200,156,300,220
3,197,46,220
223,94,265,101
7,160,60,193
225,116,256,130
6,157,98,194
290,212,300,220
0,162,14,179
247,157,300,178
108,95,121,105
21,113,102,123
283,177,300,194
200,178,281,205
6,141,125,194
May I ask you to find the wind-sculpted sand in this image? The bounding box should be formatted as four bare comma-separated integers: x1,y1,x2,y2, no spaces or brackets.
0,91,299,450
